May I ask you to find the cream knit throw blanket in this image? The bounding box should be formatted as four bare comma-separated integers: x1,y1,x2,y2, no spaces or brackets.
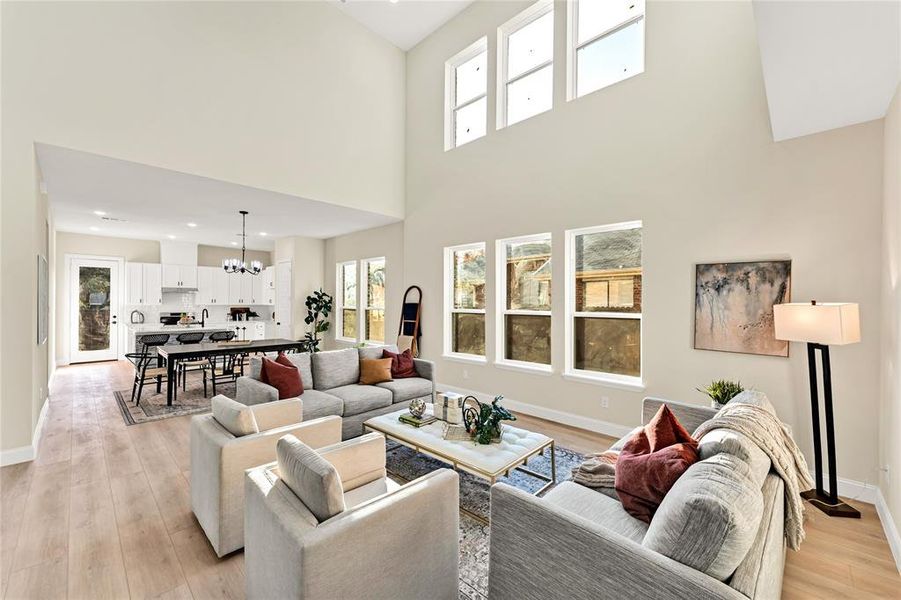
693,401,814,550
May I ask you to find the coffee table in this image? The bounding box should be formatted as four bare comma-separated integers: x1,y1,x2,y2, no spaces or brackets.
364,407,556,500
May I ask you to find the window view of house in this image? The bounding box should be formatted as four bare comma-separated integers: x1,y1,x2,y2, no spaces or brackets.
363,258,386,342
446,37,487,149
501,235,552,365
448,244,486,356
499,1,554,128
337,261,357,340
570,0,645,99
571,224,642,377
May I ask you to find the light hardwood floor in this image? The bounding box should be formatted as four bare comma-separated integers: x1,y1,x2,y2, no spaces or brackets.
1,361,899,599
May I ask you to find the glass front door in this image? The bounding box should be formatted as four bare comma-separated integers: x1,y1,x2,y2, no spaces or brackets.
70,258,120,363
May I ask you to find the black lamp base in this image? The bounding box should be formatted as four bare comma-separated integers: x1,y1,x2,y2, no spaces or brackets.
801,489,861,519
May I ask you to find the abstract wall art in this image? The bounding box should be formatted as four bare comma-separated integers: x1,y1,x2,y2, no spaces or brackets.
694,260,791,357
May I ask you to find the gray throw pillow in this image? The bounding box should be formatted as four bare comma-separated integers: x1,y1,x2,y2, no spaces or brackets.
211,395,259,437
277,434,345,522
643,452,764,581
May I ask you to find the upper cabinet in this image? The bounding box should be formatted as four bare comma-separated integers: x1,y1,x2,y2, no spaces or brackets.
126,263,162,305
262,266,276,305
197,266,229,304
227,272,255,305
162,264,197,289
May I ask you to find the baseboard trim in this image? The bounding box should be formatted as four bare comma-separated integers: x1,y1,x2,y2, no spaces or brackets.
812,473,879,505
875,488,901,573
0,398,49,467
436,382,635,439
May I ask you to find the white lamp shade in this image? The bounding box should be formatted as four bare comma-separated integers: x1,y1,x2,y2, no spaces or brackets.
773,302,860,345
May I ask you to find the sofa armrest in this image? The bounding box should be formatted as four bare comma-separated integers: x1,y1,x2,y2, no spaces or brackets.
237,376,278,406
318,432,386,491
413,358,435,381
488,483,745,600
249,397,303,431
642,397,718,432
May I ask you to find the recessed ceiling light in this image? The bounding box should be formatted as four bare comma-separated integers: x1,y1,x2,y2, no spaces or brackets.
93,210,106,216
187,222,197,228
230,241,238,246
167,234,176,239
389,0,399,4
259,232,268,236
89,226,100,232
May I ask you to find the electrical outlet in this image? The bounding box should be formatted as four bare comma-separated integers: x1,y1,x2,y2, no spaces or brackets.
601,396,609,409
463,369,470,380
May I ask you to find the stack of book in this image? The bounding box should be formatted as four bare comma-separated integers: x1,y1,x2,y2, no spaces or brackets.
434,392,464,424
398,412,437,428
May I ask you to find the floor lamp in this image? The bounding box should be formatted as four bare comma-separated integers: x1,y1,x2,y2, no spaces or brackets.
773,301,861,518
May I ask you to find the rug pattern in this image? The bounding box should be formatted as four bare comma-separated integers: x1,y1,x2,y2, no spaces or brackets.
113,372,228,425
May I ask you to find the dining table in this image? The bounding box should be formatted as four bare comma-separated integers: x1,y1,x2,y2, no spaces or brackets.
156,338,307,405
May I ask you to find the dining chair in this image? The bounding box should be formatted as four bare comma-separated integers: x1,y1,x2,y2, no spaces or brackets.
176,331,208,399
204,330,243,396
125,333,171,406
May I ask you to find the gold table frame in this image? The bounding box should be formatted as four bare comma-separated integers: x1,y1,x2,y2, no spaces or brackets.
364,419,557,522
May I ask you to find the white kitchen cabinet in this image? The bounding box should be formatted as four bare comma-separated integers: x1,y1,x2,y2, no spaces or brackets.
262,267,276,305
213,269,229,304
251,273,264,304
197,267,230,304
229,322,261,341
162,264,197,289
253,322,266,340
228,272,254,304
126,262,162,305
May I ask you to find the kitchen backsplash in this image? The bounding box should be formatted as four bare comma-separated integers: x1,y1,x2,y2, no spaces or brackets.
126,292,274,324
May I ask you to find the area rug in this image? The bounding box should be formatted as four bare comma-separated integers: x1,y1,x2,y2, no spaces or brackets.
113,373,232,425
385,441,585,599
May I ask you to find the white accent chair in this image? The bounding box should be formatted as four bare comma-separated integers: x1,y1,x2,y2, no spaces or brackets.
190,395,342,557
244,432,460,600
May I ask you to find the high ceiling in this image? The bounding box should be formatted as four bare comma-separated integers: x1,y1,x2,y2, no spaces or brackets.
38,144,400,250
332,0,474,50
754,0,901,141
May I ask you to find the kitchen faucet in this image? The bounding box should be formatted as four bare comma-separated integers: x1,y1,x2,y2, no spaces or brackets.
201,308,209,328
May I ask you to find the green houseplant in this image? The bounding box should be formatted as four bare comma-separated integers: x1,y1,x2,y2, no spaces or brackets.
462,395,517,445
697,379,745,407
302,289,333,352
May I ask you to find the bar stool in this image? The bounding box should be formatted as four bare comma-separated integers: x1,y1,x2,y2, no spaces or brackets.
125,333,171,406
176,331,208,398
204,330,243,396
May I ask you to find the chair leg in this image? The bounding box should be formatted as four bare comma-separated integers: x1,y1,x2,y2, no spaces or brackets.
156,375,162,394
131,375,138,404
203,370,208,397
136,377,145,407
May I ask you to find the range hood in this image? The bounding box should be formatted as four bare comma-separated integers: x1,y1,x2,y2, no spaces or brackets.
161,240,199,293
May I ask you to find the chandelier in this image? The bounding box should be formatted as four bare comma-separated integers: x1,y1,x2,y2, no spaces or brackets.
223,210,262,276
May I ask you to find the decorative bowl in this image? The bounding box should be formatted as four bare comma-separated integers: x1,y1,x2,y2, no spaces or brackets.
409,397,426,418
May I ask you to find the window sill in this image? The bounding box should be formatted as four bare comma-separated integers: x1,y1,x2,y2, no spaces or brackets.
442,353,487,365
562,371,645,392
363,340,388,347
335,337,358,345
495,360,553,376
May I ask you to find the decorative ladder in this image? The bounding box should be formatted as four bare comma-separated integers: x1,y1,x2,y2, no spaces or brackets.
397,285,423,357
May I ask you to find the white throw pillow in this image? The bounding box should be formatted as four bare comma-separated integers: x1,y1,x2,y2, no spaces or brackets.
277,434,345,522
211,395,259,437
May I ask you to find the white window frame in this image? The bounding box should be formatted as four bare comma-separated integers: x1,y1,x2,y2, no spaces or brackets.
361,256,387,345
335,260,358,344
443,242,488,363
566,0,646,102
495,233,553,374
564,221,644,390
445,37,488,151
496,0,554,130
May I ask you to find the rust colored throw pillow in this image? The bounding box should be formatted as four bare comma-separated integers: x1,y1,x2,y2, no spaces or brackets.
359,358,394,385
382,348,417,379
260,355,303,399
615,405,699,523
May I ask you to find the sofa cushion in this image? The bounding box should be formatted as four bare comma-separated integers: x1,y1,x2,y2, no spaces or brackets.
251,353,314,390
312,348,359,390
376,377,433,403
643,452,764,581
343,478,402,509
359,358,393,385
260,356,303,399
697,428,771,489
327,384,393,417
359,344,398,360
299,389,344,421
276,434,345,523
211,395,259,437
544,482,648,543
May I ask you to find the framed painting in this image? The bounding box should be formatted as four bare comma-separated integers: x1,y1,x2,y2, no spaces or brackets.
37,254,49,345
694,260,791,357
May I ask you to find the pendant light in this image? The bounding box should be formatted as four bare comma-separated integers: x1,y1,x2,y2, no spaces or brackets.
222,210,262,276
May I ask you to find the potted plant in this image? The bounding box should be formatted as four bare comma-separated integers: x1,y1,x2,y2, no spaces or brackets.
302,289,333,352
697,379,745,408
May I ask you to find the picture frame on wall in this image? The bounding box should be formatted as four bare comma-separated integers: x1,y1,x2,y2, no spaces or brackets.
37,254,49,345
693,259,791,357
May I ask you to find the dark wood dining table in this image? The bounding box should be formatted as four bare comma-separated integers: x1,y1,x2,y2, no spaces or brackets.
156,338,307,405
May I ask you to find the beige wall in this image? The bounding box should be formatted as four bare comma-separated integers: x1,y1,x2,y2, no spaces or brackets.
197,244,272,269
1,0,404,453
274,237,326,339
881,83,901,538
323,222,405,350
405,0,884,483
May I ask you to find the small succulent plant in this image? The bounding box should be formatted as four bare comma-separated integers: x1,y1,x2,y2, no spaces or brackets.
697,380,744,406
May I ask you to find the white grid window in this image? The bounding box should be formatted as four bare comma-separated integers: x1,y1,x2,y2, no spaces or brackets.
567,0,645,100
496,233,552,372
445,37,488,150
361,257,386,344
565,221,643,389
444,243,487,360
497,0,554,129
335,261,357,343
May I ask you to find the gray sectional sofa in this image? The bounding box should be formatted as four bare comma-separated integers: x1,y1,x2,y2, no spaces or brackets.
488,394,786,600
235,346,435,440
